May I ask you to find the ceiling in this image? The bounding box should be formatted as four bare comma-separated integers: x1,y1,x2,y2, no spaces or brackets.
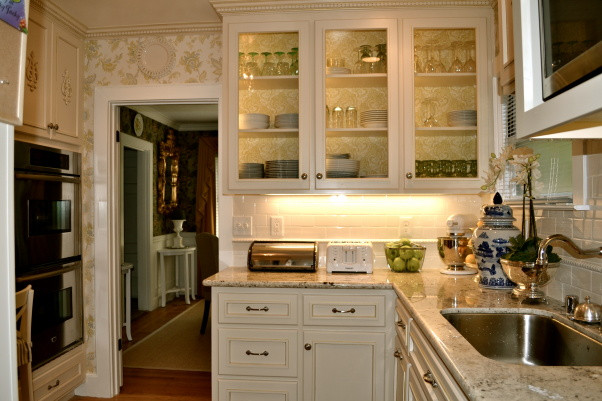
51,0,221,130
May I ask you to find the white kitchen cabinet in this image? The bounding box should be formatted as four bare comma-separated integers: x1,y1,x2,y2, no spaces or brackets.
212,287,396,401
395,297,467,401
302,330,385,401
497,0,515,94
32,344,85,401
401,17,492,192
16,6,83,149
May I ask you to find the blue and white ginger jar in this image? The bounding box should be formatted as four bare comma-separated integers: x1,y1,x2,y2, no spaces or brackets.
472,203,520,289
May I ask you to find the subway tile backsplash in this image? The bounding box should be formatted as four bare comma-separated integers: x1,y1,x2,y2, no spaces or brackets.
232,154,602,304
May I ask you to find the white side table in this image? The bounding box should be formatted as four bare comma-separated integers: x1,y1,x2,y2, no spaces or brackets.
121,262,134,341
157,247,197,307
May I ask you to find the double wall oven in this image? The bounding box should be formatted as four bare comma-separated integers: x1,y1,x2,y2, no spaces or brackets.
14,141,83,368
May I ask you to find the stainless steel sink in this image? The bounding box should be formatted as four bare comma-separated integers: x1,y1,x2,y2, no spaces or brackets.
441,312,602,366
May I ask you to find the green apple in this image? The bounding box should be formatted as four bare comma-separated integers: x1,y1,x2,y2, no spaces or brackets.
392,257,406,272
399,246,414,260
407,257,422,272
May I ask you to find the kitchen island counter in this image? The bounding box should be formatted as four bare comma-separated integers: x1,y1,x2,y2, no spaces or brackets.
204,266,602,401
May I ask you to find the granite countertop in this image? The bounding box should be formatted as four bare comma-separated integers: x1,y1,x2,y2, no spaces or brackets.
204,266,602,401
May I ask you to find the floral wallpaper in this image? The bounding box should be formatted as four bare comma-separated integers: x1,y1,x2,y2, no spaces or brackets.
81,32,222,373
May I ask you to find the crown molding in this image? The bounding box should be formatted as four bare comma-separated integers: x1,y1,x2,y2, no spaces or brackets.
31,0,87,38
210,0,495,15
85,23,222,39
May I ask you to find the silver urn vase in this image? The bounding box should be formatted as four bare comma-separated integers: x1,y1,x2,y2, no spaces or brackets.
472,202,520,289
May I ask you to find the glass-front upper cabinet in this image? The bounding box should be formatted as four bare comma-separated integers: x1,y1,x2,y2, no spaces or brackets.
402,18,491,191
315,19,399,190
227,21,311,191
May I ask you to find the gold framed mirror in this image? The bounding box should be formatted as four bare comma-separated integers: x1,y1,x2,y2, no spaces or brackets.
158,129,179,214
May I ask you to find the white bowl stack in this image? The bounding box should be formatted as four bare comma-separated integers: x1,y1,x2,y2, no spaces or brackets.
239,113,270,129
326,154,359,178
326,66,351,75
360,109,388,128
447,110,477,127
274,113,299,128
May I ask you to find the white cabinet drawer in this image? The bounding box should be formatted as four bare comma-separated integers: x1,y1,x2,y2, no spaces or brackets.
32,346,85,401
409,324,468,401
218,292,299,325
395,298,413,349
218,328,298,377
218,379,298,401
303,294,386,326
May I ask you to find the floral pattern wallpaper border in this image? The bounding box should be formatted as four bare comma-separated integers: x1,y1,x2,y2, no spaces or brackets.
82,32,222,373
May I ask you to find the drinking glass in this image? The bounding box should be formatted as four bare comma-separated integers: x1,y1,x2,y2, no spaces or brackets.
375,43,387,73
245,52,261,77
345,106,358,128
432,46,446,73
450,41,464,73
414,45,424,73
274,51,290,75
463,41,476,73
332,106,344,128
289,48,299,75
424,45,436,73
421,98,439,127
326,105,331,128
359,45,374,73
261,52,276,76
353,49,364,74
238,52,246,77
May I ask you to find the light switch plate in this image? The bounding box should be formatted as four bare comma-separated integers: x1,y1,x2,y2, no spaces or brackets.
232,216,252,236
399,216,413,237
270,216,284,237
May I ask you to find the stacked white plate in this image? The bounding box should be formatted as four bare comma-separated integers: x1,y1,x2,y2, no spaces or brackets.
326,66,351,75
239,163,264,179
265,160,299,178
326,158,360,178
360,110,388,128
239,113,270,130
326,153,350,159
274,113,299,129
447,110,477,127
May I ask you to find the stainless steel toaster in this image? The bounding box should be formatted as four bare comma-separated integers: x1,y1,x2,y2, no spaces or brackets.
247,241,317,272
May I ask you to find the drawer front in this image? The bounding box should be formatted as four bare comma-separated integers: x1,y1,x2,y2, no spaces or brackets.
218,329,298,377
303,294,386,326
218,292,298,325
409,325,468,401
33,347,85,401
395,298,413,349
218,379,298,401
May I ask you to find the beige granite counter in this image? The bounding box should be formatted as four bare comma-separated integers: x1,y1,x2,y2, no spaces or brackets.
204,267,602,401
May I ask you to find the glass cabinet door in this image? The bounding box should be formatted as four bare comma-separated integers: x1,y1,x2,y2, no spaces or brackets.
227,21,311,191
402,19,490,191
315,19,399,190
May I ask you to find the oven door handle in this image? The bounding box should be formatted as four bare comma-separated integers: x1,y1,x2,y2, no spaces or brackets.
15,172,80,184
16,262,80,282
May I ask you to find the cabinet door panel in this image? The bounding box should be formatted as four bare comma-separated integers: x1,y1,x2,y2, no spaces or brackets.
303,330,385,401
0,21,27,125
52,25,80,139
22,8,51,131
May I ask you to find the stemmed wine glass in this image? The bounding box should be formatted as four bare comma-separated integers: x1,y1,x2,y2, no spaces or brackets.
421,98,439,127
274,51,290,75
245,52,261,77
261,52,276,76
450,41,464,73
463,41,476,73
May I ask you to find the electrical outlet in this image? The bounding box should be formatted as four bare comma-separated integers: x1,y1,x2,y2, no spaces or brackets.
270,216,284,237
399,216,413,237
232,216,252,236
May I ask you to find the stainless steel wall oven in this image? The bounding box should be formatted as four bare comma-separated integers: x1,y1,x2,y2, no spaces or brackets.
14,140,83,367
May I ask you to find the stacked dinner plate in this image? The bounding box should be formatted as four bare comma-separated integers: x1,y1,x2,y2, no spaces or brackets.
326,153,351,159
326,157,360,178
447,110,477,127
275,113,299,128
239,163,264,179
265,160,299,178
239,113,270,129
360,110,388,128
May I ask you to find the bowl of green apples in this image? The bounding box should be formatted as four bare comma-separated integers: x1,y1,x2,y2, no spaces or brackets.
385,239,426,273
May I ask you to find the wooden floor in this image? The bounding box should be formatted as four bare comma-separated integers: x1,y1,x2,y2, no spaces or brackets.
71,297,211,400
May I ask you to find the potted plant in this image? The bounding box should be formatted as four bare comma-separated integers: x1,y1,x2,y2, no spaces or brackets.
481,146,560,301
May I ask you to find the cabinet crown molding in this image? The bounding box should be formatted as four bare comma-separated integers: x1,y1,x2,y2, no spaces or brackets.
31,0,87,38
210,0,495,15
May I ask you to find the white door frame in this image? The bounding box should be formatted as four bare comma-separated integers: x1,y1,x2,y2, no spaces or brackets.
120,134,153,311
79,84,223,398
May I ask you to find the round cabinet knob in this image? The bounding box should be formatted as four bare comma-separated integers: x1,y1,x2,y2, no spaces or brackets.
54,124,59,130
304,343,312,350
406,172,413,179
47,123,54,129
316,173,323,179
394,350,403,359
301,173,308,180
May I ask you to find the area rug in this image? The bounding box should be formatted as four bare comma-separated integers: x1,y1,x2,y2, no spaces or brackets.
123,300,211,371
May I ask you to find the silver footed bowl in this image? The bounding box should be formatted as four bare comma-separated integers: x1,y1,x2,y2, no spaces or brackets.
500,259,560,300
